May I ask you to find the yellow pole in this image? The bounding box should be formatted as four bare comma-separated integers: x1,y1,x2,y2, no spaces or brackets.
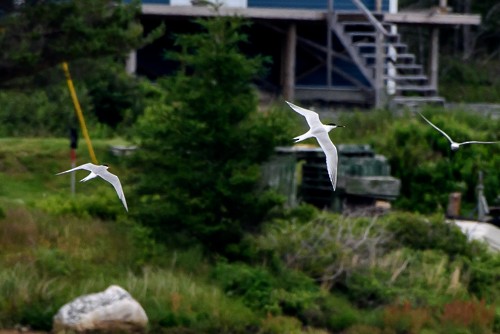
61,62,98,164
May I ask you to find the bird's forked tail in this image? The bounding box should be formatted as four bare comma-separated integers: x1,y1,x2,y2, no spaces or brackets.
80,172,97,183
293,132,312,143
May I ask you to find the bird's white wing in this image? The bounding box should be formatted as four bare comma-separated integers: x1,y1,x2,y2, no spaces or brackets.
459,140,500,146
418,112,454,144
99,171,128,212
286,101,323,129
315,131,338,191
56,163,96,175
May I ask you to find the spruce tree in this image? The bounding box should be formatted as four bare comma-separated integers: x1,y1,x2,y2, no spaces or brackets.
134,14,287,254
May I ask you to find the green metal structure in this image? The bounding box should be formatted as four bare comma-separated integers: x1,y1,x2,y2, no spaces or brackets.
263,144,400,213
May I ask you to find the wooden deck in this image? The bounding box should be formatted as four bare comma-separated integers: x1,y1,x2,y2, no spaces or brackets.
142,4,480,26
142,4,327,20
384,11,480,26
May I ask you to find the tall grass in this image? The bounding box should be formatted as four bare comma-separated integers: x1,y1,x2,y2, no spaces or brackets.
122,268,258,333
0,264,258,332
0,203,258,332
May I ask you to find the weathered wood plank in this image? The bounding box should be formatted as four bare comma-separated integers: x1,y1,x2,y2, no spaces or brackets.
283,23,297,101
294,86,371,103
383,12,480,25
142,4,327,20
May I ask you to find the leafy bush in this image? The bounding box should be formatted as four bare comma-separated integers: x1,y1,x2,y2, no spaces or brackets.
463,253,500,302
81,59,150,130
0,87,88,137
212,262,281,313
383,212,479,259
212,261,319,316
317,295,361,331
335,108,500,213
344,271,395,307
253,209,500,310
35,191,124,220
34,248,74,276
255,213,391,289
440,58,500,103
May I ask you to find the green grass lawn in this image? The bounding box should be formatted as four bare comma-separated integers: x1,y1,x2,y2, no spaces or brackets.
0,137,131,204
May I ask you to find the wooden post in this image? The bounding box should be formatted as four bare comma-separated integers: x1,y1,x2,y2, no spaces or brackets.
376,0,382,12
374,30,385,108
447,192,461,218
283,23,297,101
429,26,439,91
462,0,472,60
327,0,333,87
477,171,489,222
126,50,137,75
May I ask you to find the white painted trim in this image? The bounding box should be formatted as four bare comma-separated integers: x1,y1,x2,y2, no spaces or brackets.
126,51,137,75
389,0,397,13
170,0,247,7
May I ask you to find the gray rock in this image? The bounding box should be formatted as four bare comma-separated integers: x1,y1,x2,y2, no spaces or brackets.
53,285,148,333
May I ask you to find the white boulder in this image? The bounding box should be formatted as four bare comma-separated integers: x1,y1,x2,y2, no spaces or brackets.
53,285,148,333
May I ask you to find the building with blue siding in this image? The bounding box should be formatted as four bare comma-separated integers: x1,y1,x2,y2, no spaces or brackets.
130,0,480,107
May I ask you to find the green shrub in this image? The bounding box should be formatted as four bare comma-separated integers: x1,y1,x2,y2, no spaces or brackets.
34,248,73,276
124,220,170,268
19,302,59,331
0,88,81,137
464,254,500,302
258,315,303,334
255,213,392,292
383,212,476,258
335,108,500,213
35,190,124,220
344,271,394,307
324,299,360,331
440,58,500,103
211,261,322,319
493,306,500,334
212,262,281,314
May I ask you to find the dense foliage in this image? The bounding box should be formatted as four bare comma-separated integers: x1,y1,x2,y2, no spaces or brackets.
0,59,147,136
0,0,163,88
334,108,500,213
440,58,500,103
133,15,290,254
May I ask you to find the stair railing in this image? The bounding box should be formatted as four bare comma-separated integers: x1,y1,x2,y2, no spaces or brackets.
349,0,391,107
350,0,390,35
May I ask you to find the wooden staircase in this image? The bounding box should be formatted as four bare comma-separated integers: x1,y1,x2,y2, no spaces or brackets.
331,11,445,108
